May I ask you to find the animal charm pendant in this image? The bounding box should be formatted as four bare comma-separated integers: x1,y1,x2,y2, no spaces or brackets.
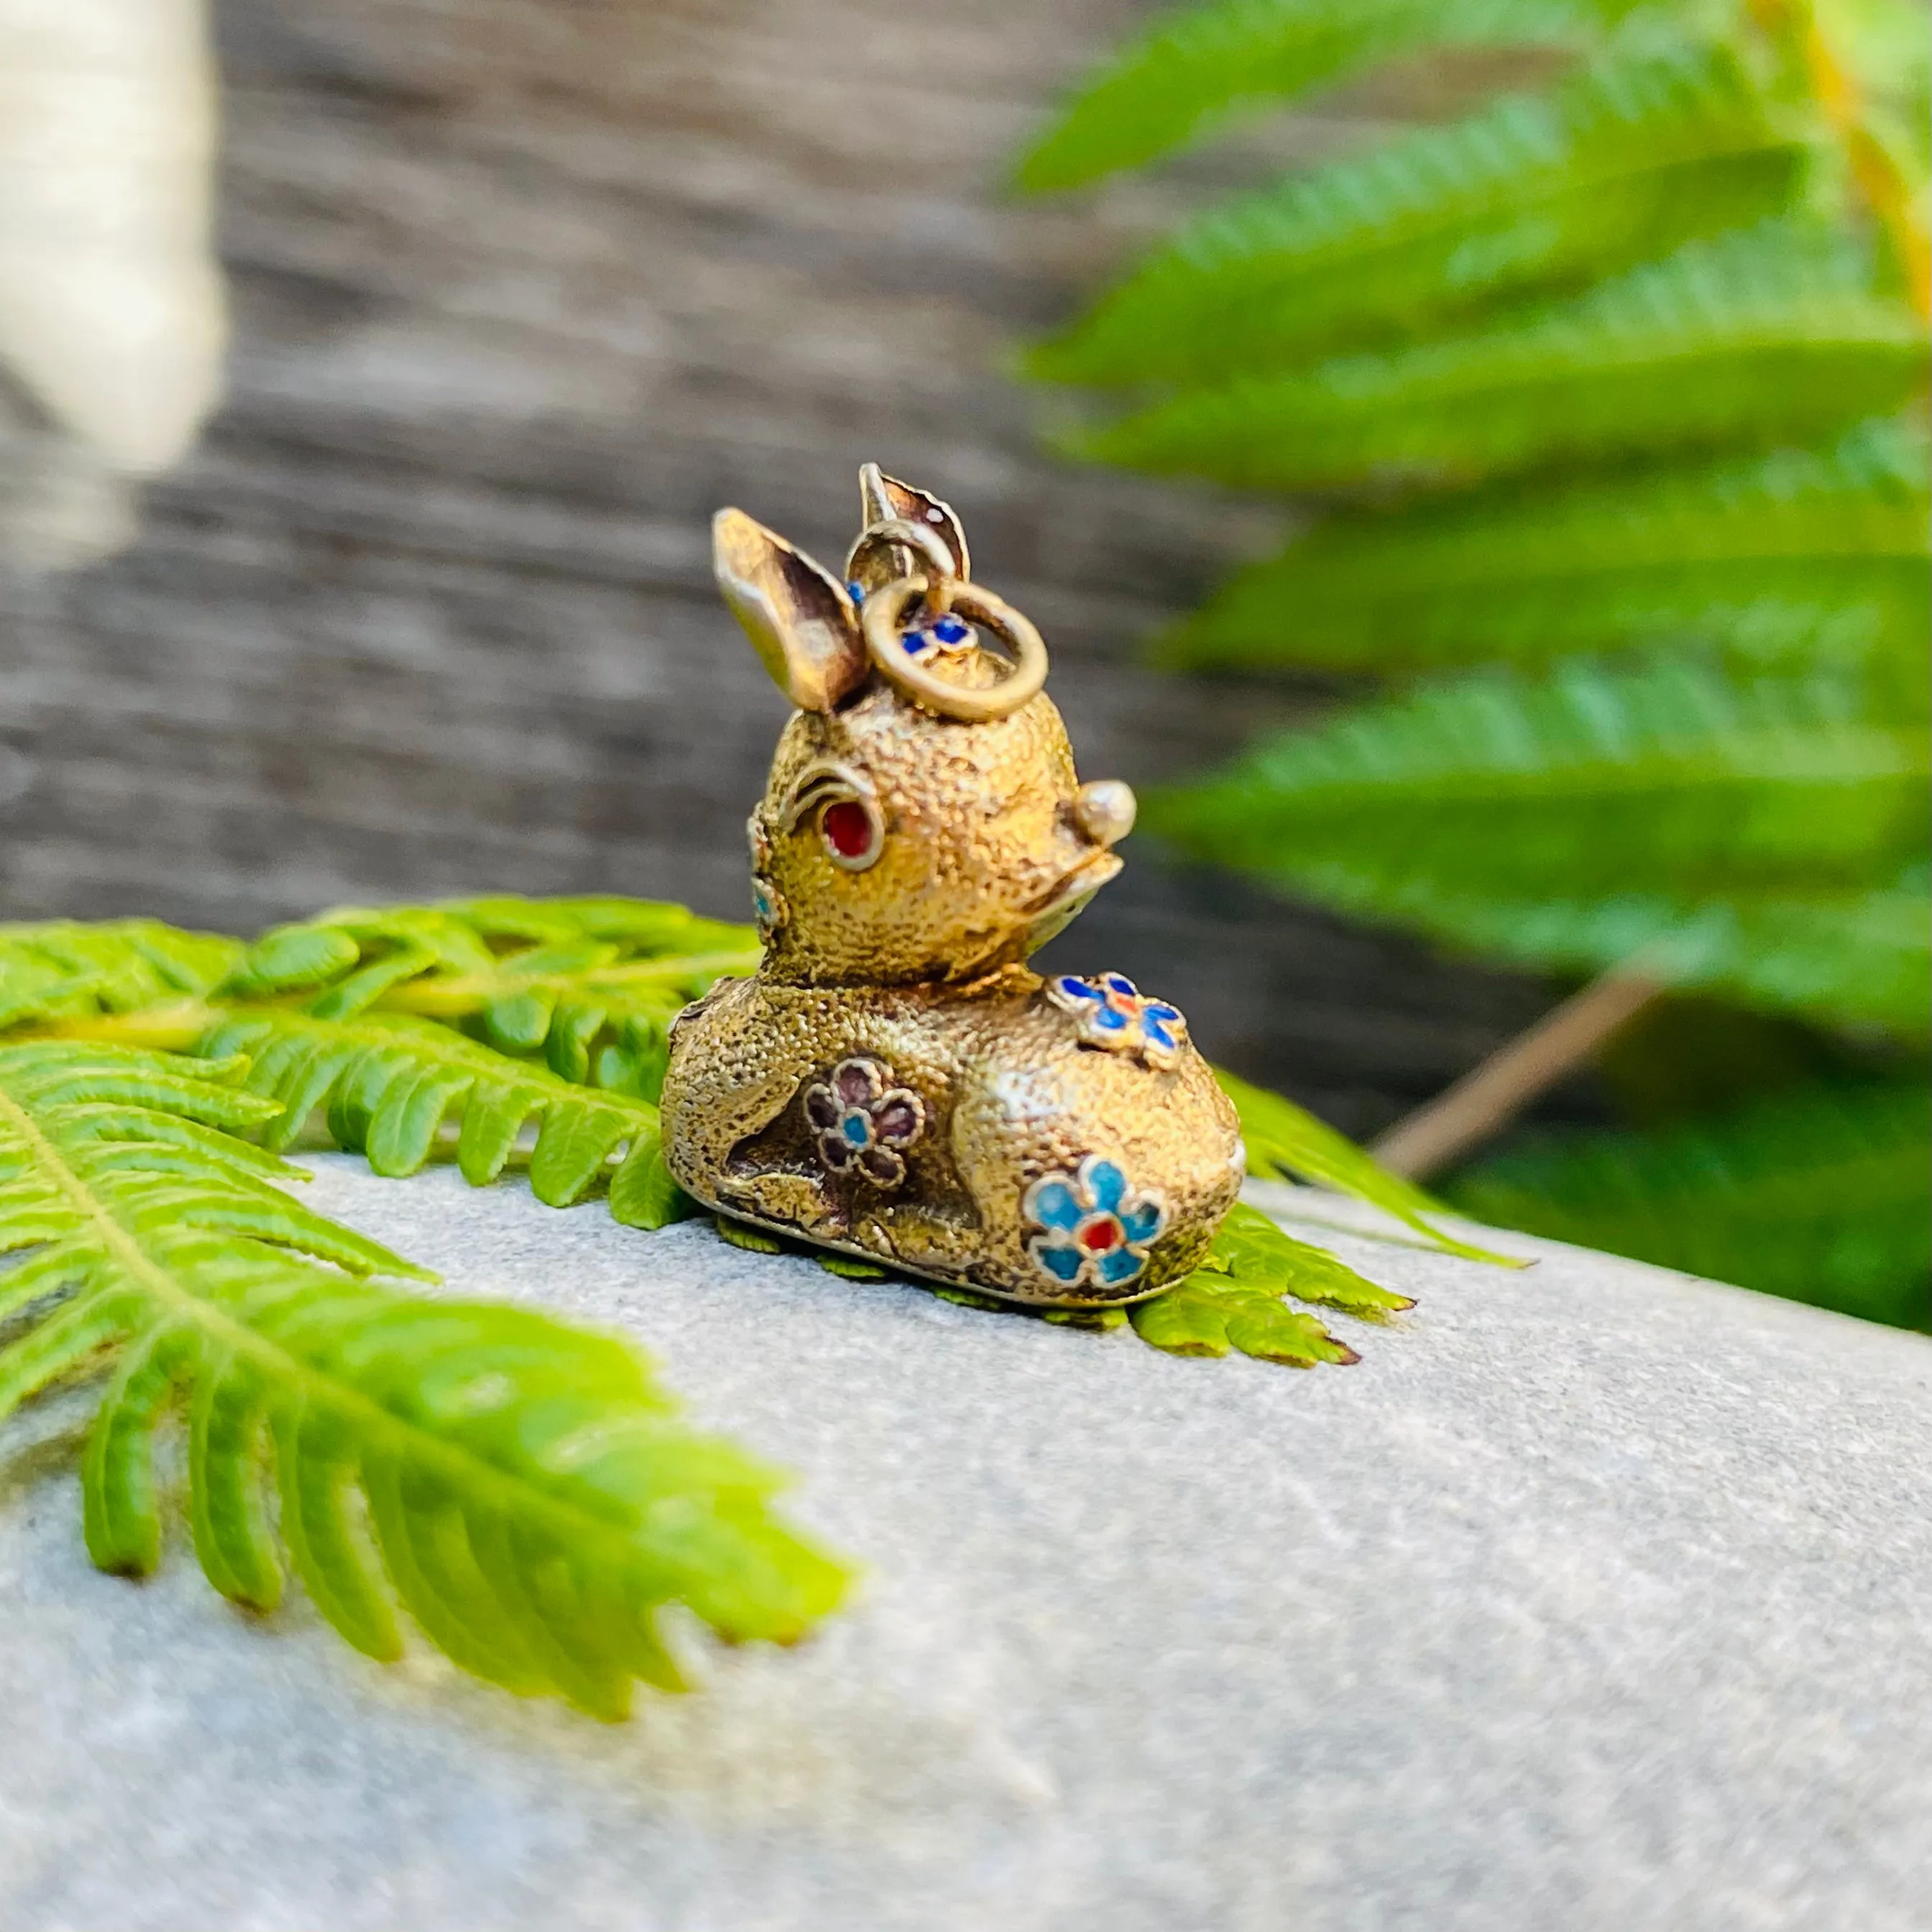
659,467,1242,1307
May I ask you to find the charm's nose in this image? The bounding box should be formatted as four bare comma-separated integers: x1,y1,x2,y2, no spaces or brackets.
1072,779,1137,848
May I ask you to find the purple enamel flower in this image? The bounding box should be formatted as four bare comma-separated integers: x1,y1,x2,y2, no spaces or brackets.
804,1056,925,1189
1046,971,1188,1068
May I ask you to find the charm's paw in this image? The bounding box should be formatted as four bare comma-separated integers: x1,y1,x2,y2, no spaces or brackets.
1129,1202,1411,1368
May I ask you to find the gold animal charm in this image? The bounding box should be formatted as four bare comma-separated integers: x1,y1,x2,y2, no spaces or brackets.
659,467,1242,1306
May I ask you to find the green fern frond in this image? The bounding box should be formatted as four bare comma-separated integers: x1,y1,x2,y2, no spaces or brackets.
1130,1273,1359,1363
1836,0,1931,173
0,919,241,1033
224,896,756,1010
1206,1199,1416,1317
1072,220,1927,490
1158,420,1931,677
1447,1076,1931,1327
1020,0,1930,1332
1214,1066,1508,1260
196,1010,666,1217
1012,0,1639,192
813,1250,893,1282
608,1140,705,1230
1033,33,1809,383
0,1038,849,1717
1131,1199,1422,1363
1261,866,1931,1033
388,897,760,1043
219,897,759,1102
222,896,756,1004
1152,658,1930,906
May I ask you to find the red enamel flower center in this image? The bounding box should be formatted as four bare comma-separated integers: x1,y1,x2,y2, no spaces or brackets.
1079,1216,1122,1253
820,800,874,859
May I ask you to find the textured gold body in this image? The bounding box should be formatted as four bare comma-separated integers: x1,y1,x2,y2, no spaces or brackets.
664,968,1241,1302
661,468,1242,1306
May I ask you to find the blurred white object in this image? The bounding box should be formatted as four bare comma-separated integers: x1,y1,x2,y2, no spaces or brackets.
0,0,224,567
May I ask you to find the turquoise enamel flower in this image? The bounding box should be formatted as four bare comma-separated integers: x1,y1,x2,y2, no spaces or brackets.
1022,1155,1167,1294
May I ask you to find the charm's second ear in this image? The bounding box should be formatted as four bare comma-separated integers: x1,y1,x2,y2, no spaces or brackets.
714,509,868,713
850,463,969,593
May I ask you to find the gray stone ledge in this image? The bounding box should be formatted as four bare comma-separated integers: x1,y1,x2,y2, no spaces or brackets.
3,1158,1928,1931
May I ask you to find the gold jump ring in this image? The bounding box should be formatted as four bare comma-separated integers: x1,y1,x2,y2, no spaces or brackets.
861,576,1048,723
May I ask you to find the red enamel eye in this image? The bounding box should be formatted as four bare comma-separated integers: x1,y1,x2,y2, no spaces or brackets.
820,799,876,862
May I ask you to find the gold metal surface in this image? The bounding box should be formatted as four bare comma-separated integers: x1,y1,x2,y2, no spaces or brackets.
846,521,958,609
848,463,969,589
861,577,1048,723
661,467,1241,1307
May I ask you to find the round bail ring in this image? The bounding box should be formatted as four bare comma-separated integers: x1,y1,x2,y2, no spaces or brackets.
861,576,1049,723
846,518,959,612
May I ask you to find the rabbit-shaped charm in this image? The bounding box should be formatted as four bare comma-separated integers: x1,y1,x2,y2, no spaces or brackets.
659,467,1242,1306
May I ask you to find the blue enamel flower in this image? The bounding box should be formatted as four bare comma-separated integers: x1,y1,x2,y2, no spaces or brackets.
1022,1155,1167,1295
896,610,976,659
1045,972,1188,1068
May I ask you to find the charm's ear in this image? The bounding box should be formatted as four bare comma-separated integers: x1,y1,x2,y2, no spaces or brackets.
713,508,868,713
848,462,970,594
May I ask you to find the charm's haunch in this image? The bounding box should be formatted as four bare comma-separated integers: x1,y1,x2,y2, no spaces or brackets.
660,465,1241,1306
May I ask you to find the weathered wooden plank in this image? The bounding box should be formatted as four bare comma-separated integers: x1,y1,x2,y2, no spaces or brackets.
0,0,1574,1137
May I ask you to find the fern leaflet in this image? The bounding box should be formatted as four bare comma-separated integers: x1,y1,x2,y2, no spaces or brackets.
1447,1076,1931,1328
1214,1066,1508,1261
1032,32,1808,383
1131,1201,1423,1363
4,902,1474,1375
1251,868,1930,1033
1012,0,1640,191
219,896,753,1097
1156,419,1931,677
1021,0,1931,1327
197,1010,669,1218
1072,220,1928,490
1153,656,1928,902
0,919,241,1035
0,1040,849,1716
221,896,759,1102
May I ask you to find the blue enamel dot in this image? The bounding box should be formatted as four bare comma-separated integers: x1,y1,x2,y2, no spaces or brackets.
1104,974,1137,998
901,629,926,654
933,614,969,644
841,1112,870,1147
1056,975,1100,1002
847,580,866,602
